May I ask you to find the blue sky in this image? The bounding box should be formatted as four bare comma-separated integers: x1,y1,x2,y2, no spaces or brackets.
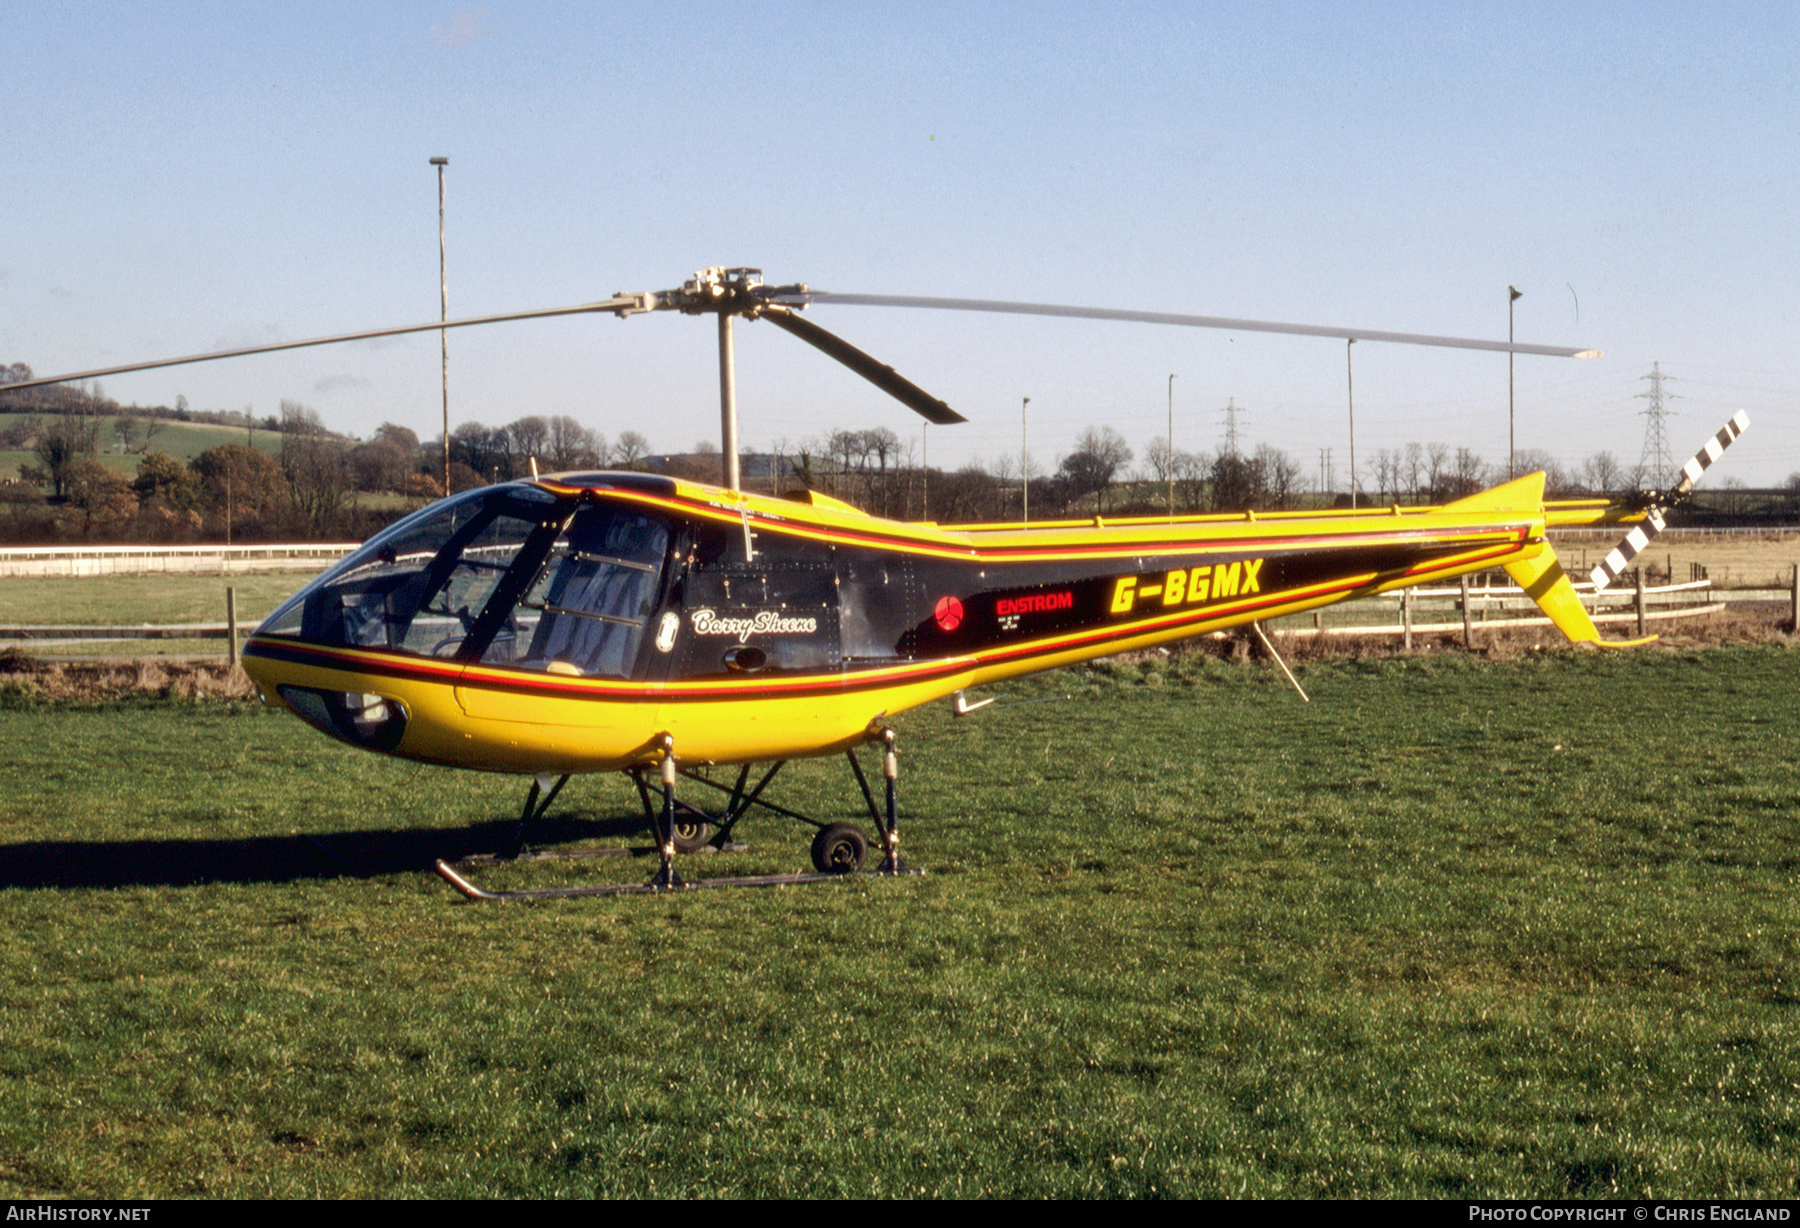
6,2,1795,487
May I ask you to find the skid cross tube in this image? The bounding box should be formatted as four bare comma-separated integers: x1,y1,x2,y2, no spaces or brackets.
660,760,798,837
501,772,571,859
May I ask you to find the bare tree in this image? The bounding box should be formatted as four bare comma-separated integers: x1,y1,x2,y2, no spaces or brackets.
865,426,901,475
1449,448,1488,497
507,416,550,469
1209,450,1260,512
1059,425,1133,514
1514,449,1577,497
1254,443,1305,509
114,417,145,455
921,463,991,523
545,416,601,470
1173,447,1208,513
1142,435,1175,484
613,431,650,468
450,421,511,481
1424,442,1451,502
280,399,348,535
1402,442,1426,502
1716,475,1749,517
1581,451,1626,495
1372,448,1402,503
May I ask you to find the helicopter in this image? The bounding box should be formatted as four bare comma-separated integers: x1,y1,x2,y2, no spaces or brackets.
8,268,1747,897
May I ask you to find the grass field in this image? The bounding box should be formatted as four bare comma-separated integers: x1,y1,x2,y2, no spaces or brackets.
0,574,303,660
1552,532,1800,591
0,574,301,627
0,645,1795,1197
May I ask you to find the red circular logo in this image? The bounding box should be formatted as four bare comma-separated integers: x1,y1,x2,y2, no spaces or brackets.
934,595,964,632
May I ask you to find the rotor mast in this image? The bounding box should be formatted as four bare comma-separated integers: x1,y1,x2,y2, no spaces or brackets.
717,314,739,490
634,267,795,493
626,267,968,491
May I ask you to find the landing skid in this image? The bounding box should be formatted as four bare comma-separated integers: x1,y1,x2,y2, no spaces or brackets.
434,859,910,901
446,843,736,869
435,727,922,900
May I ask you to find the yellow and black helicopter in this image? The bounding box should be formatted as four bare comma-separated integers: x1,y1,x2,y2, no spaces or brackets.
13,268,1747,897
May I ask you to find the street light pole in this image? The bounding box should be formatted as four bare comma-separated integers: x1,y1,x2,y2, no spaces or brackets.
1021,396,1031,525
1167,373,1176,520
922,422,929,521
431,157,450,496
1509,284,1521,480
1346,339,1357,511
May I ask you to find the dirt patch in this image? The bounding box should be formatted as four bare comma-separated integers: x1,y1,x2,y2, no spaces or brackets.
0,648,256,701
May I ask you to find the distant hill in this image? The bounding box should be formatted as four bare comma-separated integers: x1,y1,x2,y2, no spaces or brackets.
1,410,283,483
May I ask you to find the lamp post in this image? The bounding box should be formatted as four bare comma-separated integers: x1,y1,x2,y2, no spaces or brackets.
1508,285,1521,480
1167,373,1176,520
1346,339,1357,510
1021,396,1031,524
431,156,450,496
921,422,929,520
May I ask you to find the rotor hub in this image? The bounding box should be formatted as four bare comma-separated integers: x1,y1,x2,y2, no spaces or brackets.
654,267,810,318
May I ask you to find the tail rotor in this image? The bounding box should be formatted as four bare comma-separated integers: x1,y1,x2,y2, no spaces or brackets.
1588,411,1748,593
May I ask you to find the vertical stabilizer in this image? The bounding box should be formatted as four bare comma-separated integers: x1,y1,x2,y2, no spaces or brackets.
1443,471,1546,515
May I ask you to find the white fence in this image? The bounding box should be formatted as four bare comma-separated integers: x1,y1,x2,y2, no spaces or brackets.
1267,575,1755,644
0,575,1758,658
0,543,356,578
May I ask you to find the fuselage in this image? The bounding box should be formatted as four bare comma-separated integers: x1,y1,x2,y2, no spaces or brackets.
242,469,1581,774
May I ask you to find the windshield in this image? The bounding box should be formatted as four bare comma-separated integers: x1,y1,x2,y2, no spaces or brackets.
257,484,673,679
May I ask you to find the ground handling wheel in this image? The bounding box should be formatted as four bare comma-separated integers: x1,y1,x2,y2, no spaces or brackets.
671,817,713,854
810,822,868,874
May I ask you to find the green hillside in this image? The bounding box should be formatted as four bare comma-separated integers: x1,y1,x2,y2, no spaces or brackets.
2,412,285,483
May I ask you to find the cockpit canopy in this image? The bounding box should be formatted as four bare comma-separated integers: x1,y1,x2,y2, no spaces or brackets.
257,482,671,680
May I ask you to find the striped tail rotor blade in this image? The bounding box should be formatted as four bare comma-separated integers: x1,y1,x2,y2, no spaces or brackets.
1673,410,1750,496
1589,508,1667,593
1590,412,1748,593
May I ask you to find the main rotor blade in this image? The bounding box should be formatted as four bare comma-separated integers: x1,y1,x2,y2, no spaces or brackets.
1,297,642,393
771,291,1602,359
758,306,967,425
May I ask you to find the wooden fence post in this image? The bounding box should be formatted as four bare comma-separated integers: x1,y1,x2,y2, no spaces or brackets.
1635,569,1647,639
1460,574,1473,649
227,587,239,669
